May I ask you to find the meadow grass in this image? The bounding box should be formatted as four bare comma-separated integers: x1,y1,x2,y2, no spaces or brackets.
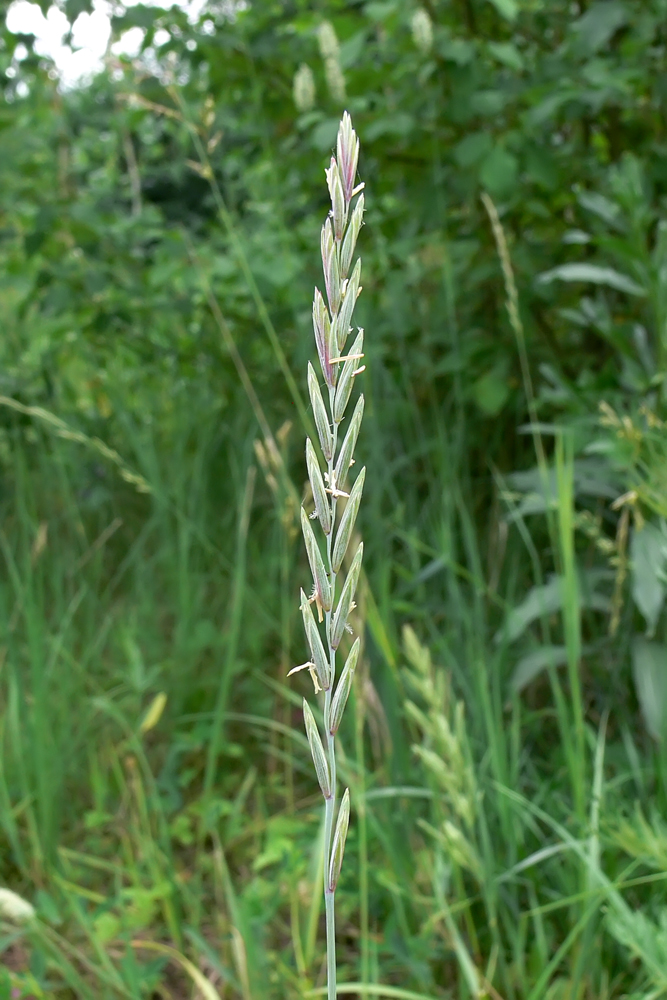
1,100,666,1000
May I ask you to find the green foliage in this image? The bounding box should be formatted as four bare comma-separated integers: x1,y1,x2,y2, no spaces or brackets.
3,0,667,996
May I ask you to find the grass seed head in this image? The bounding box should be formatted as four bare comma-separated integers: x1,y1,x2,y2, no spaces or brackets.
411,7,434,54
328,638,361,734
323,218,342,315
326,157,348,241
337,111,360,203
340,192,364,278
300,588,331,691
306,437,332,534
293,63,316,111
303,699,332,799
301,506,332,612
0,888,35,924
318,23,346,103
308,362,334,460
336,259,362,352
333,330,364,424
332,467,365,573
328,788,351,890
312,287,334,387
334,394,364,490
330,541,363,650
294,114,366,989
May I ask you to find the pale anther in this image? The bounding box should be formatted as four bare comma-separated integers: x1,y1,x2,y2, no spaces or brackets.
288,661,324,691
330,353,364,364
288,661,314,677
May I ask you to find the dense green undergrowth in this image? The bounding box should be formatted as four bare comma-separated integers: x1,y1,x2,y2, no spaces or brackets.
3,1,667,997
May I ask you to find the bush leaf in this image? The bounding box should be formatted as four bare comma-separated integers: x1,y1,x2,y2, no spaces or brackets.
632,639,667,741
537,263,645,296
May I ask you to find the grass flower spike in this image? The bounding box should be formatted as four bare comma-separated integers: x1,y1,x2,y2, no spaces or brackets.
293,111,365,1000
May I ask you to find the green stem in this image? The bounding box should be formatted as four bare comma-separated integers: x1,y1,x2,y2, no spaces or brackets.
203,466,254,803
325,885,337,999
355,683,370,987
324,388,339,1000
323,700,337,1000
170,87,313,441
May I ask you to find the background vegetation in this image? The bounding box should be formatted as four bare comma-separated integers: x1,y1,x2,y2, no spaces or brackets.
2,0,667,996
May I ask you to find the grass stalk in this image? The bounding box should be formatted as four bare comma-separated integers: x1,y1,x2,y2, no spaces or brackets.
354,678,370,988
483,194,589,826
291,112,366,999
555,434,586,821
167,85,314,442
203,463,256,803
323,389,340,999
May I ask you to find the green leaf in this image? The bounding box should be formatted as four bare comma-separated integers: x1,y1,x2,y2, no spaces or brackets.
112,4,167,30
365,113,414,141
35,890,62,926
472,368,510,415
526,91,577,127
454,132,493,168
488,41,524,70
497,571,609,644
94,911,121,944
525,146,559,191
363,0,399,22
437,36,475,65
486,0,518,21
471,90,507,116
632,639,667,741
631,523,667,636
536,263,645,296
339,30,367,69
577,190,623,228
64,0,93,15
573,0,629,54
479,146,518,198
311,119,340,151
497,577,563,644
511,646,570,692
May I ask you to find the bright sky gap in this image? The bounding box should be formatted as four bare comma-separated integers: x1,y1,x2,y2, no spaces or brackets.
5,0,211,87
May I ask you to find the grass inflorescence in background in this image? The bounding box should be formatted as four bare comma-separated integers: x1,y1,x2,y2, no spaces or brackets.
289,111,366,1000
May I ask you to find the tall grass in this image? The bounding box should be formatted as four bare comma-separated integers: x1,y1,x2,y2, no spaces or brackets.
0,94,665,1000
